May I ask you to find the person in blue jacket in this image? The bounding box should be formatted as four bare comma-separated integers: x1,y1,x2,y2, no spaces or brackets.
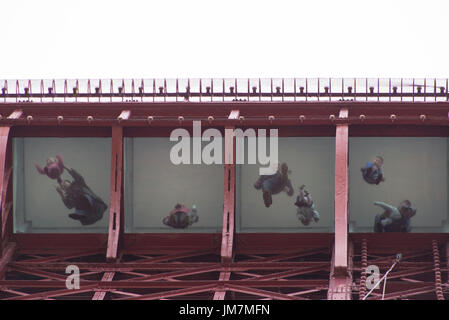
361,156,385,185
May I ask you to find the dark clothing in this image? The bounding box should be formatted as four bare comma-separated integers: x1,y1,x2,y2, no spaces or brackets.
62,168,107,226
254,172,294,196
374,214,412,232
163,206,198,229
361,162,384,185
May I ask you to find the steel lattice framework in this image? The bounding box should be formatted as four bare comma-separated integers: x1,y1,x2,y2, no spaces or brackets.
0,78,449,300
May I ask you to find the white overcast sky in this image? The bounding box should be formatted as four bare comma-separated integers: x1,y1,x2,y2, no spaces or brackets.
1,0,448,79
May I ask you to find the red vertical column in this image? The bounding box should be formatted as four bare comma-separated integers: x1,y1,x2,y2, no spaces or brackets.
221,126,235,262
1,110,22,257
220,110,238,263
334,108,349,275
106,126,123,261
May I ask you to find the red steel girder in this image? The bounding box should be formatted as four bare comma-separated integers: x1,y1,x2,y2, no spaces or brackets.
334,108,349,275
106,126,124,261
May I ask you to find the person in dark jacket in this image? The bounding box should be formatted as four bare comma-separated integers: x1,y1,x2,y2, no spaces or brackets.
361,156,385,185
163,204,198,229
56,167,107,225
373,200,416,232
254,162,294,208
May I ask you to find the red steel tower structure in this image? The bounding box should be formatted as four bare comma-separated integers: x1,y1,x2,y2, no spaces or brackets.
0,78,448,300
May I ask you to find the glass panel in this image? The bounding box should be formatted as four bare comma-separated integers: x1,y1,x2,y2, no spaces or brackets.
349,137,449,233
236,137,335,232
13,138,111,233
124,137,224,233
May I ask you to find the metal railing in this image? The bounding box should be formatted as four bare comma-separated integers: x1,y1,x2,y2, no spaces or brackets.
1,78,448,103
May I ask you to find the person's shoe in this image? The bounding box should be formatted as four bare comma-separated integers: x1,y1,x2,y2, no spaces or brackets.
263,190,272,207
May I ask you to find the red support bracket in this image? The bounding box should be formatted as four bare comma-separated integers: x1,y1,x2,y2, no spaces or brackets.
334,108,349,275
106,126,124,261
328,241,353,300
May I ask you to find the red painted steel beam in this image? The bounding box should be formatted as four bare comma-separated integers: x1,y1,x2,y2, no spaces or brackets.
213,271,231,300
118,284,218,300
334,108,349,275
328,241,353,300
92,272,115,300
0,279,329,289
227,284,308,300
220,112,237,262
9,261,334,271
0,242,15,278
0,110,18,252
106,126,123,261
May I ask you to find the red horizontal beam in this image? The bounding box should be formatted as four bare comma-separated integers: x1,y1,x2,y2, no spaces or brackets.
0,279,329,289
9,261,332,271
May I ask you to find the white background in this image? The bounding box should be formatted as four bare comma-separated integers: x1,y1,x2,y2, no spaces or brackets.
1,0,448,79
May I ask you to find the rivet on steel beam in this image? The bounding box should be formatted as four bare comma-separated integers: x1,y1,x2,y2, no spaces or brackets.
57,116,63,124
268,115,275,123
390,114,396,122
147,116,154,124
238,115,245,122
359,114,366,122
207,116,214,124
26,115,33,124
178,116,184,124
329,114,335,122
420,114,426,122
299,115,305,123
87,116,94,124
